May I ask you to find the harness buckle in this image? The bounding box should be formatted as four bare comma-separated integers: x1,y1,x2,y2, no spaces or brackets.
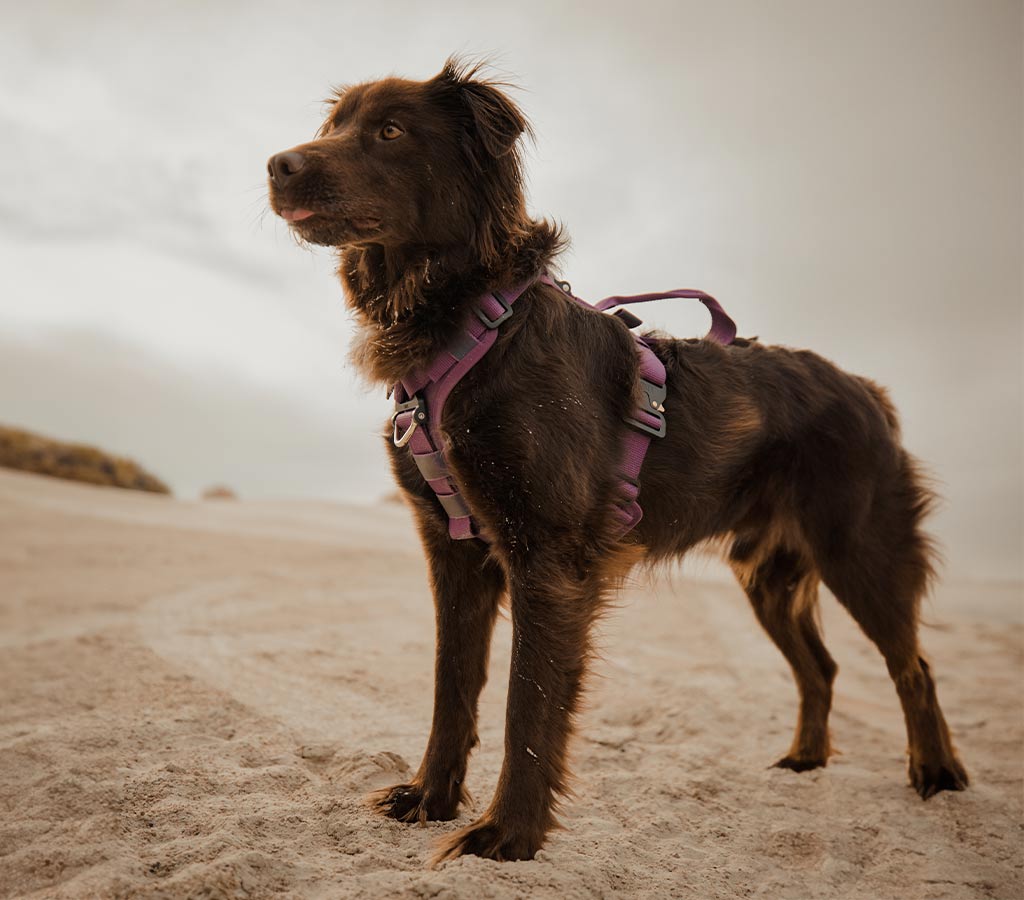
476,292,514,329
392,395,427,447
625,379,667,438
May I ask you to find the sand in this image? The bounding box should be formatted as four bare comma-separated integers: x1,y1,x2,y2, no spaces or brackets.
0,467,1021,899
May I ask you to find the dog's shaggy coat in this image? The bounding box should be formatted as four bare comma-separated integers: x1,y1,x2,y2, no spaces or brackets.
267,59,967,863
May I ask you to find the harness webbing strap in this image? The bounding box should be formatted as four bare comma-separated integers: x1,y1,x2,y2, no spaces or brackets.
392,279,535,541
539,274,735,536
391,272,736,542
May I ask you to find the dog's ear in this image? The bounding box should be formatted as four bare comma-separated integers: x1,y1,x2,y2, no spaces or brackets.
460,79,527,158
437,58,529,158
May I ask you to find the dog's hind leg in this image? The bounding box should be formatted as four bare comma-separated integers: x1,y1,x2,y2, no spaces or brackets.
370,510,505,822
730,539,837,771
807,454,968,798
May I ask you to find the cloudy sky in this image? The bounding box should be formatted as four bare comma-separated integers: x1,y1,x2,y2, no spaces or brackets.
0,0,1020,581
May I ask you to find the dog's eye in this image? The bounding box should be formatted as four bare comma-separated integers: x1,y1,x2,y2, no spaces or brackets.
380,122,404,141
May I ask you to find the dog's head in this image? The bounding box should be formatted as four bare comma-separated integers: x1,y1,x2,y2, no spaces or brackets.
267,59,530,260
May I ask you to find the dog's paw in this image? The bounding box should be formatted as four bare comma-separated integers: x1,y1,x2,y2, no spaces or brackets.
910,756,969,799
431,816,539,864
368,781,459,823
772,754,828,773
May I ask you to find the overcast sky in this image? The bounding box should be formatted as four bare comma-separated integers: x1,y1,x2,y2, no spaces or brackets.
0,0,1020,581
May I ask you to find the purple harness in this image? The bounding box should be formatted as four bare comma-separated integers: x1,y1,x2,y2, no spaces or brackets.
391,273,736,542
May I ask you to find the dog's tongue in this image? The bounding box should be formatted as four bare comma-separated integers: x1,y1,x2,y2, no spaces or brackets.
282,208,315,222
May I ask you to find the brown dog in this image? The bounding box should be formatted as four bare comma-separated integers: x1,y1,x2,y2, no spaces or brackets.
267,58,967,863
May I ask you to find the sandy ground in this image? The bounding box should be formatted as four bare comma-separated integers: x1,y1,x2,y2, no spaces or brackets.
0,468,1021,899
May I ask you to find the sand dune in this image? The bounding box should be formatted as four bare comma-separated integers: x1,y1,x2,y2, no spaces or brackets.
0,468,1020,898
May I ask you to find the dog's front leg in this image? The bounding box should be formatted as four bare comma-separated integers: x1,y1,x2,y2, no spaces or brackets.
371,512,505,822
434,551,601,862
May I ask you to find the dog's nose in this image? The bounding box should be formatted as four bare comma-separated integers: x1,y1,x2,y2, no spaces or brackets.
267,151,306,187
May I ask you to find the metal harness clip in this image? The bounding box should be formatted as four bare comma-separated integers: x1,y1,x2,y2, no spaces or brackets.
392,395,427,447
624,379,667,438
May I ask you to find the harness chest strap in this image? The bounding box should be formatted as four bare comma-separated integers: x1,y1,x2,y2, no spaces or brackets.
391,274,736,542
391,284,532,541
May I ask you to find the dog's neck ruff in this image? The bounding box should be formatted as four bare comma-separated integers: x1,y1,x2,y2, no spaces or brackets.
391,273,736,542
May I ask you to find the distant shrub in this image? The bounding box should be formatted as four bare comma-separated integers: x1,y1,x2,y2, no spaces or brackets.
0,425,170,494
202,485,237,500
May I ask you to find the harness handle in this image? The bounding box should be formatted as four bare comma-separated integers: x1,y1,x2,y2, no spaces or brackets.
595,289,736,346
